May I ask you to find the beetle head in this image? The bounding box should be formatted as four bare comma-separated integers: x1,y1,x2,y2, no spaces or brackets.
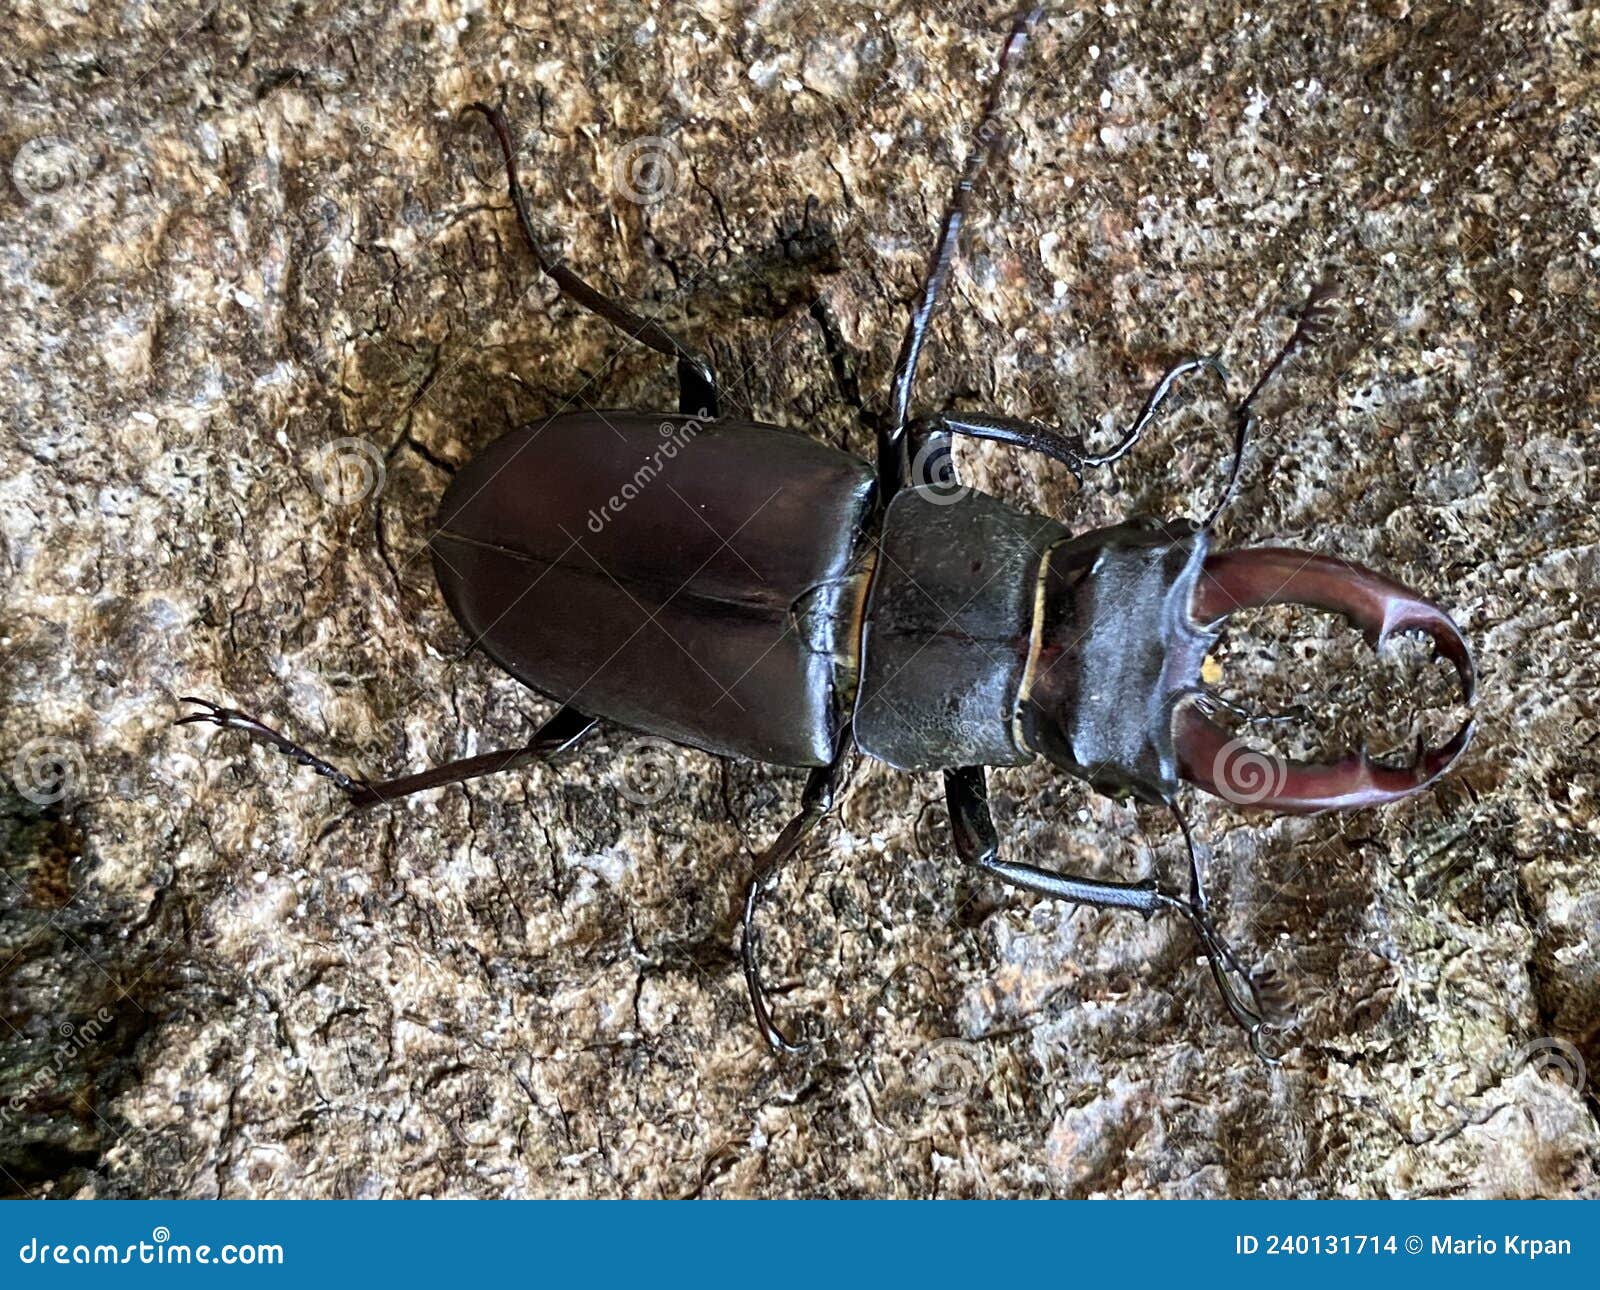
1016,520,1475,813
1017,520,1214,805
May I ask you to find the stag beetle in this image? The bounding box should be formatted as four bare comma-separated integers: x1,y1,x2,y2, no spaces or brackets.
180,11,1475,1055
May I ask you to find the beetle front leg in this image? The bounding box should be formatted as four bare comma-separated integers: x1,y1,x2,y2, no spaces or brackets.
944,766,1282,1056
178,698,595,808
896,355,1226,498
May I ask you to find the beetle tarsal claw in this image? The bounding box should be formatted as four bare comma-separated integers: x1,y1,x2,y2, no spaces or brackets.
1158,890,1286,1059
1175,547,1476,814
741,923,809,1055
176,696,273,740
740,867,812,1055
175,697,374,800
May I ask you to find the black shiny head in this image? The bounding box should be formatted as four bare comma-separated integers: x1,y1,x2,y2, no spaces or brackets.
1017,520,1217,805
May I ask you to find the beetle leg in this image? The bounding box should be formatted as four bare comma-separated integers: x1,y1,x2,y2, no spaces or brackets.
883,9,1043,485
177,698,377,801
945,766,1283,1056
903,354,1226,490
466,102,720,419
808,297,887,447
1174,547,1475,812
741,756,849,1053
1166,800,1209,911
177,698,595,808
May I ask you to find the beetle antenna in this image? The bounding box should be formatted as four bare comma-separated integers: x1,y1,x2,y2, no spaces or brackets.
1192,689,1315,728
1169,800,1207,910
887,8,1044,444
1164,800,1289,1061
1203,276,1340,529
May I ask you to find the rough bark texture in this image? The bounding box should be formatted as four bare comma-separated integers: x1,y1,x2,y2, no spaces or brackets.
2,0,1597,1198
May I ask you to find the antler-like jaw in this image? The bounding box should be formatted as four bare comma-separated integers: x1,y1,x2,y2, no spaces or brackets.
1017,525,1475,815
1174,548,1476,813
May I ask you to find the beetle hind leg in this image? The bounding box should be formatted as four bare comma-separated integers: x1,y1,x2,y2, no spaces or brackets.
177,697,595,808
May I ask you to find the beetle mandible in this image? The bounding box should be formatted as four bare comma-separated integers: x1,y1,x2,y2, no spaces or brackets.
180,10,1475,1056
